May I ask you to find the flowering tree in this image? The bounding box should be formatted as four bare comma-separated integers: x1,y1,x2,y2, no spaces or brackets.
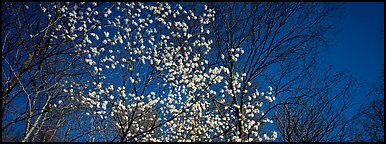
46,2,277,142
4,2,358,142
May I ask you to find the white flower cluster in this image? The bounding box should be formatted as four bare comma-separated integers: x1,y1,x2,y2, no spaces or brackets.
53,2,277,142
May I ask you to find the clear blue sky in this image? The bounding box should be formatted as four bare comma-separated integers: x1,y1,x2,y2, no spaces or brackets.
323,2,384,83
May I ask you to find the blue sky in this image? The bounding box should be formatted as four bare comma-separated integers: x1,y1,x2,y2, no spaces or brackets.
323,2,384,83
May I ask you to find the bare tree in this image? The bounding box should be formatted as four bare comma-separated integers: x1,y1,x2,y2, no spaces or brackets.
272,65,359,142
353,70,384,142
2,2,87,142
